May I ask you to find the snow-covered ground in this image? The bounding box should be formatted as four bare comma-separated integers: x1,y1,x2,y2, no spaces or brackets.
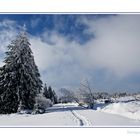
0,102,140,127
98,101,140,121
111,95,139,103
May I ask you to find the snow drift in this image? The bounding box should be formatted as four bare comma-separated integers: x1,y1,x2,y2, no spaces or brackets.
98,101,140,121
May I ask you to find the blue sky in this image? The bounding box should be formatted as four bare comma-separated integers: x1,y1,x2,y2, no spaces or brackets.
0,14,140,93
0,14,92,43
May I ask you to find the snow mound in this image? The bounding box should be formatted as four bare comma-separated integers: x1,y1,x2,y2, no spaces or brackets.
112,96,137,102
99,101,140,120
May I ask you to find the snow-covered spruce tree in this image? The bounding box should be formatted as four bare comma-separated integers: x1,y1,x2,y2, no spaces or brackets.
52,90,57,104
0,31,42,114
47,86,55,103
43,85,57,104
0,66,19,114
43,83,48,98
43,86,52,100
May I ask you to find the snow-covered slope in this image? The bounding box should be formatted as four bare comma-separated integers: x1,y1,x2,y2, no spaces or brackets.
98,101,140,121
0,104,79,126
0,103,140,127
76,109,140,126
111,96,138,103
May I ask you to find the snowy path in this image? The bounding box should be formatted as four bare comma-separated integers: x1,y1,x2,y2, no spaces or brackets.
71,110,92,126
61,104,92,126
0,103,140,126
46,103,92,126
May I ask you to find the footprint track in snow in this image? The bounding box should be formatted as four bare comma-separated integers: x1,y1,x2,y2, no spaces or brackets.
70,110,92,126
62,104,92,126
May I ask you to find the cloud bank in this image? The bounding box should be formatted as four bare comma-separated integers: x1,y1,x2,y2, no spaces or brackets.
85,15,140,78
0,15,140,92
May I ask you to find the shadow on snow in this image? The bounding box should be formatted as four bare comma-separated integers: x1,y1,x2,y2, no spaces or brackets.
45,105,87,113
45,103,111,113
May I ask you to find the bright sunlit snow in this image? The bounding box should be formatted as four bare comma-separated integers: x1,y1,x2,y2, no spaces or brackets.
98,101,140,121
0,103,140,127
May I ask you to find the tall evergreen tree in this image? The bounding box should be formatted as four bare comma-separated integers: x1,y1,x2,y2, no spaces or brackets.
46,86,53,100
43,85,57,104
47,86,57,104
43,83,48,98
0,30,42,114
52,90,57,104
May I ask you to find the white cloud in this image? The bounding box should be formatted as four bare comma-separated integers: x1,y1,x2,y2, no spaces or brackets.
0,15,140,92
0,19,19,66
30,34,75,71
29,33,88,88
28,15,140,90
83,15,140,78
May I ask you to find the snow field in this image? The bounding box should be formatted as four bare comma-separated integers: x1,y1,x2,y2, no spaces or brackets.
98,101,140,121
76,108,140,126
71,110,92,126
0,102,140,126
56,103,92,126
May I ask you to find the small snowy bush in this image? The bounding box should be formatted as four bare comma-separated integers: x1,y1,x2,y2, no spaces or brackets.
32,95,52,114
